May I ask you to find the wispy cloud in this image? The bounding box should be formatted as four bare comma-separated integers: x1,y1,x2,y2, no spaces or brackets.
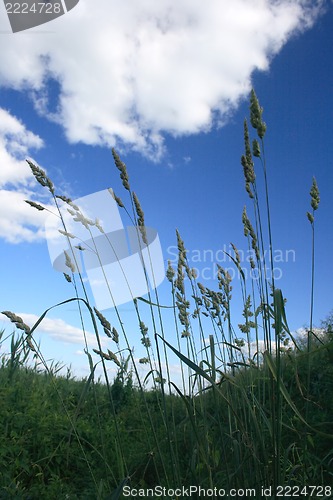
0,0,325,158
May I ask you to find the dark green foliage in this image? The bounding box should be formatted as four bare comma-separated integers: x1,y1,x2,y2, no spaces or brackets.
0,329,332,497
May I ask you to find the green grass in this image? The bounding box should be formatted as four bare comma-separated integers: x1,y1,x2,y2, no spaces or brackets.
0,327,332,498
1,91,333,499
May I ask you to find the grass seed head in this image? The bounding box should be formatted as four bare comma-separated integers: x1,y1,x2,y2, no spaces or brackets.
133,192,148,244
242,207,249,237
108,188,125,208
112,327,119,343
93,348,111,362
112,149,130,191
310,177,320,211
56,195,79,211
1,310,31,334
95,218,105,234
64,250,76,273
166,260,175,282
26,337,36,351
25,200,45,211
59,229,75,239
26,159,54,194
250,89,266,139
63,273,72,283
175,265,185,295
231,242,241,266
307,211,314,224
141,336,151,348
139,321,148,336
189,268,197,279
107,349,121,367
243,120,255,180
252,139,261,158
94,307,111,332
73,210,94,230
103,327,112,338
241,120,256,199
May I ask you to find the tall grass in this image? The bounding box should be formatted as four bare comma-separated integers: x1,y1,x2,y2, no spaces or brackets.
1,91,333,498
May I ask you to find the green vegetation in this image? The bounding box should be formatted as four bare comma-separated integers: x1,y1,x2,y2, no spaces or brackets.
1,91,332,499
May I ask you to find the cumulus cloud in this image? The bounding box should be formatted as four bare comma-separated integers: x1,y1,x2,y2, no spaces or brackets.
0,107,57,242
0,1,326,241
0,108,43,186
0,0,326,158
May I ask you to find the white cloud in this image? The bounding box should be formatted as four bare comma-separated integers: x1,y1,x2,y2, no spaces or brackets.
0,107,70,245
0,1,327,245
294,326,325,341
0,189,48,243
1,311,105,347
0,108,43,187
0,107,52,242
0,0,326,158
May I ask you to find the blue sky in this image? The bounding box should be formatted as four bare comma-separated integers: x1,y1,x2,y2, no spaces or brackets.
0,0,332,380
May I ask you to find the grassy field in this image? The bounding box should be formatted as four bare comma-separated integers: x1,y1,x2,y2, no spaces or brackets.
1,91,332,499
